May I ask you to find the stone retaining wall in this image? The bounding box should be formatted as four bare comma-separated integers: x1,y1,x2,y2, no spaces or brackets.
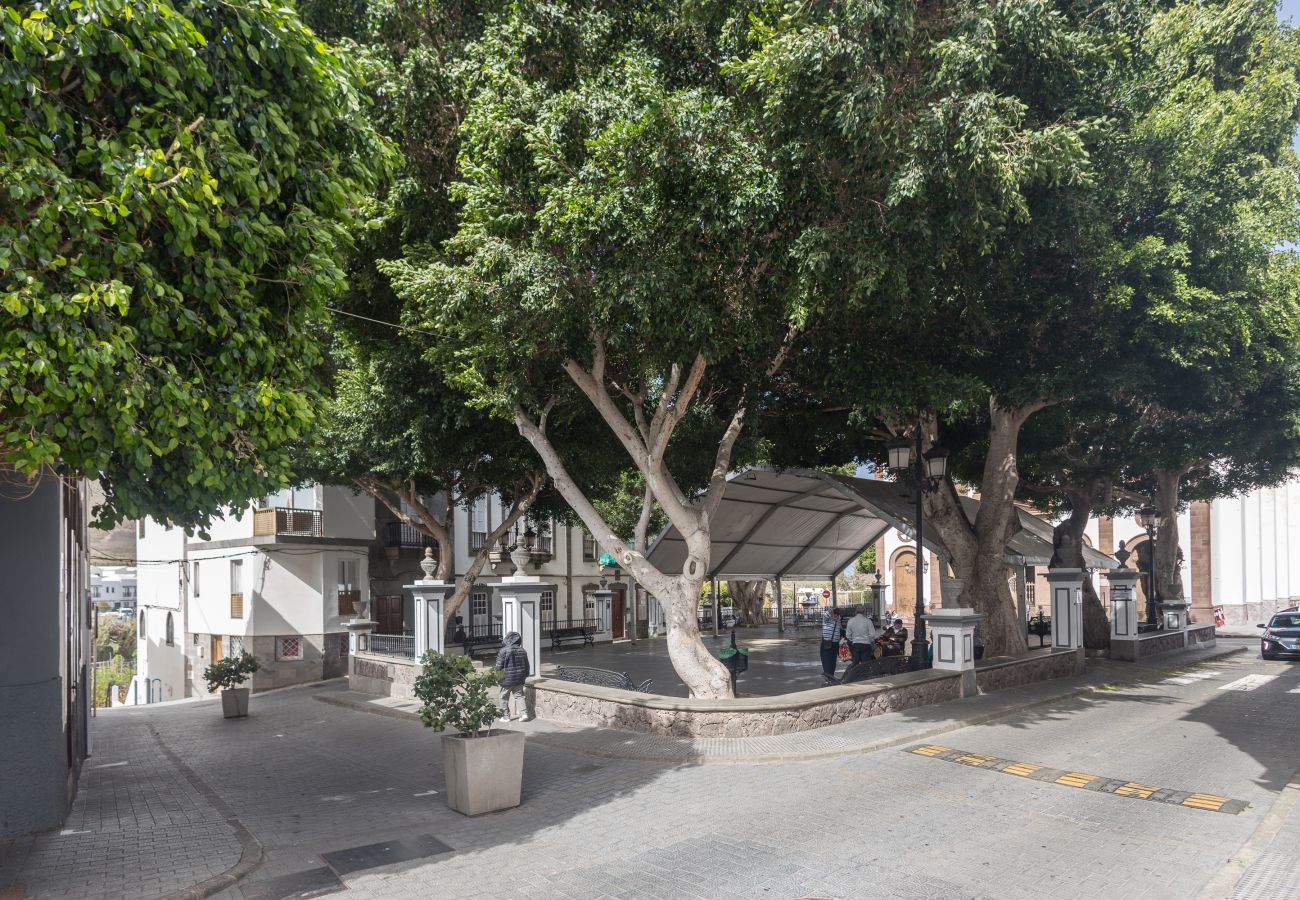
974,649,1083,695
528,669,963,738
349,652,418,700
1111,624,1216,661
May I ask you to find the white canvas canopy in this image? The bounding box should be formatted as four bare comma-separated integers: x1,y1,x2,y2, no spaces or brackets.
645,467,1117,579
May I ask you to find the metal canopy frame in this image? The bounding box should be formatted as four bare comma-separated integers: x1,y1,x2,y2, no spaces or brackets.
645,466,1117,580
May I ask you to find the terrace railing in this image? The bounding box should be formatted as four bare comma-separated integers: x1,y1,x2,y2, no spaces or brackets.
253,507,323,538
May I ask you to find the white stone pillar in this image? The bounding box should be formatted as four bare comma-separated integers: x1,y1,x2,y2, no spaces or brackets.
924,608,985,697
1104,568,1140,661
1044,568,1085,651
500,581,551,677
345,620,376,684
408,580,453,659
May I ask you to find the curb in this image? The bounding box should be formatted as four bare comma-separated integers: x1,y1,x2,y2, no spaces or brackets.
151,727,264,900
1196,767,1300,900
312,643,1250,766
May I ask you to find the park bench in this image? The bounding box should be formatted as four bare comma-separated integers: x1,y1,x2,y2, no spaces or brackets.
459,628,503,657
554,665,653,693
549,624,595,650
831,655,912,685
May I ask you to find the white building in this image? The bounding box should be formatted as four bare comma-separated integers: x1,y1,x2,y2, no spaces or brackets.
90,565,137,612
136,484,373,701
136,485,613,702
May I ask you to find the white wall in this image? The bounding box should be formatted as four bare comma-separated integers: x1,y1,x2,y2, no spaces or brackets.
1211,480,1300,616
134,518,188,699
321,485,374,541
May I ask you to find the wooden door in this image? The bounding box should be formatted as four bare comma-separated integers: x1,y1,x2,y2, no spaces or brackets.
611,585,626,639
892,551,916,616
375,595,403,635
210,635,223,667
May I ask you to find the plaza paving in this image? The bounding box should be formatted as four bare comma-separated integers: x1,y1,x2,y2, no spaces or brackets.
537,624,847,697
2,637,1299,900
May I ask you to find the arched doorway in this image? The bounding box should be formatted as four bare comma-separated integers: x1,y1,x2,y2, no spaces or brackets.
891,549,917,618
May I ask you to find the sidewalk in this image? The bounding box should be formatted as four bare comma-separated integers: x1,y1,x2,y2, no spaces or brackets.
317,641,1247,764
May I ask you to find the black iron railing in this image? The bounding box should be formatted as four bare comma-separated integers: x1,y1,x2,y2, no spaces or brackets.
542,616,597,635
384,521,439,551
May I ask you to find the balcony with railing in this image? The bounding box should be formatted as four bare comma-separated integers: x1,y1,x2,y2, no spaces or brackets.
469,530,488,552
384,521,439,551
253,507,323,538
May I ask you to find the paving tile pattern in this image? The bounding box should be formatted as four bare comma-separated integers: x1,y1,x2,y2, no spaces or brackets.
4,638,1299,900
0,717,241,899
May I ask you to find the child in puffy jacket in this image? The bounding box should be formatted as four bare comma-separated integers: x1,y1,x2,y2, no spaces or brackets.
494,631,531,722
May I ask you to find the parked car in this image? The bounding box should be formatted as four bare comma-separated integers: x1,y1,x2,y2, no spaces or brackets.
1258,609,1300,661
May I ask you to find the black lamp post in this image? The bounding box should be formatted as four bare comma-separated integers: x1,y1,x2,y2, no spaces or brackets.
887,422,950,670
1137,504,1160,627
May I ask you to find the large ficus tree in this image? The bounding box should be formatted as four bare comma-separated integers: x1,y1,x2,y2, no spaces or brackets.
1,0,387,527
388,0,1103,695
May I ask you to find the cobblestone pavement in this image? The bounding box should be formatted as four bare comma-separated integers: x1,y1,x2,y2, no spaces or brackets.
3,638,1297,900
0,715,243,899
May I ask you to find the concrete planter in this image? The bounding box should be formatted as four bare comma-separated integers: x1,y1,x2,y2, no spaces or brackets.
221,687,250,718
440,729,525,816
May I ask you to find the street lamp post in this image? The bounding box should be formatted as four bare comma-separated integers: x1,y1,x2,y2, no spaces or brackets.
887,422,950,670
1137,504,1160,627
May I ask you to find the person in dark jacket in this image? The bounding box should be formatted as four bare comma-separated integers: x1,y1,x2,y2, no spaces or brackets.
494,631,531,721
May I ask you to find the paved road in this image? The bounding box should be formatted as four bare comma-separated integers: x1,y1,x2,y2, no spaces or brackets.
2,638,1297,900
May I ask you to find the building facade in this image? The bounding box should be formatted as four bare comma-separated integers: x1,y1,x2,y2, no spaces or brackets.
0,476,91,838
136,485,620,701
136,484,372,701
369,493,620,642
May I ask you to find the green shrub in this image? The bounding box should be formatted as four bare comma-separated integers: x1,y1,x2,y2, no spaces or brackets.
413,652,501,737
203,652,260,692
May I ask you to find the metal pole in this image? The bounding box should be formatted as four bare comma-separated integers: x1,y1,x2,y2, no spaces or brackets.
712,577,719,637
776,576,784,634
1149,523,1160,628
911,419,929,668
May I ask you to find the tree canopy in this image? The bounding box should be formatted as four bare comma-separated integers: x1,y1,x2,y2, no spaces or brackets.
1,0,387,527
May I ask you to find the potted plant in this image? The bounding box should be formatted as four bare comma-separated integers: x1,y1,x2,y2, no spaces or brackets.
203,652,260,718
414,651,523,816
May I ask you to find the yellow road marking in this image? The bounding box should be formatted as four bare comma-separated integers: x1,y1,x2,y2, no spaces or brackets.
955,754,994,766
1183,793,1228,811
1056,772,1098,788
911,745,950,757
1004,762,1042,777
1115,783,1159,799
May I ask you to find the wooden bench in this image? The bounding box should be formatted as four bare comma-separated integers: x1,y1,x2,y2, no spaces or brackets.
554,665,653,693
549,625,595,650
461,632,503,657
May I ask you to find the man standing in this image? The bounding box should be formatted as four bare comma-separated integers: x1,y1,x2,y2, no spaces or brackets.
819,608,844,681
495,631,531,722
845,607,878,665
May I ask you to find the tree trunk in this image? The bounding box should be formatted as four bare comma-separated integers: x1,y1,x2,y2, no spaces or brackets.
1153,467,1185,607
663,576,733,698
728,580,768,626
1055,490,1109,652
921,401,1036,658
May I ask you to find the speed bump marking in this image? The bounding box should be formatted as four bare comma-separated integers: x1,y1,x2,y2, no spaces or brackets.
904,744,1247,815
912,745,950,757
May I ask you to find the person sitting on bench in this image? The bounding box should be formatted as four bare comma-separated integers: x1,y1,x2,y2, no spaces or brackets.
879,617,908,656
